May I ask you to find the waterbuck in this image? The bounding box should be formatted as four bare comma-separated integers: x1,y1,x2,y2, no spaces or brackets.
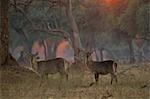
30,54,70,81
85,52,118,84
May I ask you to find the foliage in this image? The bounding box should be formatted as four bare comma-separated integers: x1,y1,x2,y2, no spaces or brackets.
119,0,140,37
8,0,150,60
8,0,70,50
119,0,149,38
136,3,150,36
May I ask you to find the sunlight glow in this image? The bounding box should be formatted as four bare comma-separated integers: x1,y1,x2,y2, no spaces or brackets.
56,40,74,63
104,0,117,6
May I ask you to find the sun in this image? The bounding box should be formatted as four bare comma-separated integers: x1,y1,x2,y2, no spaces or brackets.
104,0,116,5
105,0,113,4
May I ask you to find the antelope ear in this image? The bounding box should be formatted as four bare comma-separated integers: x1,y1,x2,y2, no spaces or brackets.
34,52,38,56
87,51,93,56
23,51,30,56
90,50,94,55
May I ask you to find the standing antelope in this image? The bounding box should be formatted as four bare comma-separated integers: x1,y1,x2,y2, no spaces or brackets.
85,52,118,84
30,54,70,81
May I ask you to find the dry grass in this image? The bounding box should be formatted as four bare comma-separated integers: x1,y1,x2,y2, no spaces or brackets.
0,63,150,99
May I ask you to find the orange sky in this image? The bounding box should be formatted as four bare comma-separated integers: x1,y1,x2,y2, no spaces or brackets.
103,0,121,6
101,0,128,16
104,0,114,5
56,40,67,56
56,40,74,62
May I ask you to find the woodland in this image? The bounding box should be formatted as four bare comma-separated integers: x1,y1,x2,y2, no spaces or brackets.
0,0,150,99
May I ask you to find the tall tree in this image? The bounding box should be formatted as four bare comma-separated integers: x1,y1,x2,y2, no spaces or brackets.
119,0,150,63
0,0,18,66
65,0,82,57
1,0,9,65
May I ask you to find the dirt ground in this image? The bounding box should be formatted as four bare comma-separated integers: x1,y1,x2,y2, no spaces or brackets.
0,63,150,99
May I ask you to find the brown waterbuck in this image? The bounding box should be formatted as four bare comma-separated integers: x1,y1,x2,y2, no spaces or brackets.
30,54,70,81
84,51,118,85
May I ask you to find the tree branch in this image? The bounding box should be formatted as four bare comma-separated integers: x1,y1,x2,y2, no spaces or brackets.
10,0,72,46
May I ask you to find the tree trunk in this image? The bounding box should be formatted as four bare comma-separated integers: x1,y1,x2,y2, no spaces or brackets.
0,0,18,66
65,0,82,58
128,40,135,63
43,40,48,60
48,42,56,59
0,0,9,65
99,48,104,61
92,33,99,61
